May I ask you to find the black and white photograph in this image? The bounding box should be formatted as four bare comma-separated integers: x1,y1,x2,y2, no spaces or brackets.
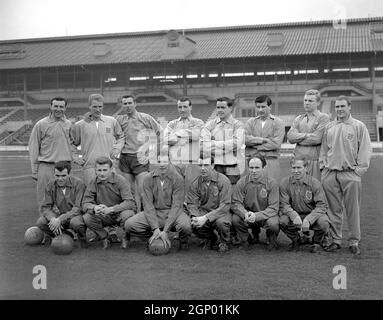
1,0,383,305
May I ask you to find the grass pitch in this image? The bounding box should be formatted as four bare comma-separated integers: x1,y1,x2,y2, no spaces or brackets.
0,156,382,299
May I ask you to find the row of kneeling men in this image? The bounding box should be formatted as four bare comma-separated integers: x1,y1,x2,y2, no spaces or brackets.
35,154,337,254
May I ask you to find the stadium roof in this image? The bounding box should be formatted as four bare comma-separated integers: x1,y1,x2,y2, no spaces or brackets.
1,17,383,70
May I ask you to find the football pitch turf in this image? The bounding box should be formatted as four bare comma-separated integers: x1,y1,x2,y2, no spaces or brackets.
0,156,382,299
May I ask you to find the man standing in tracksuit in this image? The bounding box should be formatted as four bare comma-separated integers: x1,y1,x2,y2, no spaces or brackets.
320,96,371,255
231,156,280,250
29,97,74,213
244,95,285,182
70,93,125,187
287,89,330,180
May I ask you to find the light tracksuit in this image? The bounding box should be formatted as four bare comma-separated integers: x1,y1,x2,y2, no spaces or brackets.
319,115,371,246
287,110,330,180
244,115,285,181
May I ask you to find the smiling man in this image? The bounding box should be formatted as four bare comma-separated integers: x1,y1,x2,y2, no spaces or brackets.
186,156,232,253
287,90,330,180
115,95,162,211
164,96,204,190
244,95,285,181
231,156,280,250
124,154,192,251
200,97,244,185
29,97,75,213
82,157,137,249
71,93,125,187
319,96,372,255
279,157,329,253
36,161,87,247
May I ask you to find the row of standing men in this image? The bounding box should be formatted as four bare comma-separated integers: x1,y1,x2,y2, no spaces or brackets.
29,90,372,254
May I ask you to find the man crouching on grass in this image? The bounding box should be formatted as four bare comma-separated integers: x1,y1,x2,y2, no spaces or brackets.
124,154,192,251
186,156,232,253
36,161,87,248
82,156,136,249
279,157,330,253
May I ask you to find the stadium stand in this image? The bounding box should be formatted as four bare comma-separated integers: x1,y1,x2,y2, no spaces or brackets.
0,17,382,144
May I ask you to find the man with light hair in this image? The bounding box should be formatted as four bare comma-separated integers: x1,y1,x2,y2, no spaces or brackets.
279,157,329,253
287,89,330,180
319,95,372,255
82,156,136,249
70,93,125,186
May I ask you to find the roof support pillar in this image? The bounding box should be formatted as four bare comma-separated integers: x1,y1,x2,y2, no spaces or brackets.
372,51,377,114
23,72,27,121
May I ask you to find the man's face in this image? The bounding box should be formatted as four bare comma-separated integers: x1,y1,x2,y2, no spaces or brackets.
216,101,232,120
303,94,319,113
50,100,66,119
54,168,69,187
89,100,103,117
95,164,112,181
177,100,192,119
291,160,307,181
121,97,136,115
199,163,214,177
158,157,169,174
335,99,351,120
248,158,263,180
255,102,271,118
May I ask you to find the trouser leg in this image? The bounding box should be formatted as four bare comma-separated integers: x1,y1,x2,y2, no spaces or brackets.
172,212,192,243
322,170,343,245
264,158,280,182
124,211,152,239
338,171,362,246
279,215,300,242
82,167,96,188
69,215,87,239
83,213,115,240
232,214,249,242
36,163,55,214
307,160,321,181
311,215,330,244
193,220,217,242
214,215,232,245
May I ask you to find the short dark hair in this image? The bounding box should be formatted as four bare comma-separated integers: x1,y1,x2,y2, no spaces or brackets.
336,95,351,106
216,97,234,108
121,95,135,103
290,156,308,167
95,156,113,168
55,161,71,174
50,97,67,107
255,95,272,106
249,155,267,168
178,96,192,106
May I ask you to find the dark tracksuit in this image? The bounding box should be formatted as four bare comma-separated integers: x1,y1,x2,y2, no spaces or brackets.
125,167,192,244
186,171,232,245
231,173,279,242
82,172,136,240
279,174,329,244
37,175,86,239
